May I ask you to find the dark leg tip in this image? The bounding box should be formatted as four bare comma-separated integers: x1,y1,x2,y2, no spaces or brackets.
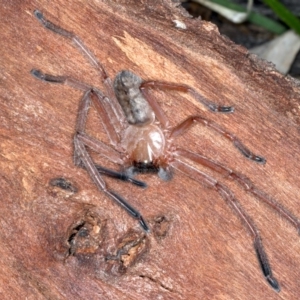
31,70,65,83
209,104,234,113
33,9,43,20
219,106,235,113
30,69,44,80
253,155,266,165
130,178,147,188
267,276,280,292
139,216,150,233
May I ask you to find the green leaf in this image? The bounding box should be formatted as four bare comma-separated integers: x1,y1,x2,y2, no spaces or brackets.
262,0,300,35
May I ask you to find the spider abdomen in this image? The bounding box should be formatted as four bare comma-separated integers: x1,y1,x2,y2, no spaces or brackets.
114,70,155,125
122,123,165,165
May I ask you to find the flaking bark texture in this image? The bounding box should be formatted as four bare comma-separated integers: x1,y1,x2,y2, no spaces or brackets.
1,0,300,299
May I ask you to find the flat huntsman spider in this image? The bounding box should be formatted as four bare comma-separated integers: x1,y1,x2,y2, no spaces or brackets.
31,9,300,292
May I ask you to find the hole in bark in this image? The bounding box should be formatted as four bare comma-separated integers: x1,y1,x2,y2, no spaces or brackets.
153,215,170,239
67,212,106,256
105,229,149,275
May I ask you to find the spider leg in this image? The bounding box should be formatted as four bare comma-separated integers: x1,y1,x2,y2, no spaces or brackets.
170,116,266,164
75,133,123,165
175,148,300,232
31,69,91,91
75,88,123,147
34,10,108,81
94,165,147,188
171,158,280,292
33,10,126,122
140,87,169,128
31,69,126,146
75,134,146,187
74,135,149,232
141,81,234,113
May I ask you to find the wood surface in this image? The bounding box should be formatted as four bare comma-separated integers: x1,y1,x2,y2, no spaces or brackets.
0,0,300,299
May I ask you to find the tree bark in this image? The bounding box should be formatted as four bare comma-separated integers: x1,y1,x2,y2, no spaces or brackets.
1,0,300,299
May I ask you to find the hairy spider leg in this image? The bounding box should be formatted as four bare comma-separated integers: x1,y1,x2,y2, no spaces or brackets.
74,135,149,232
141,81,234,113
94,165,147,187
76,132,147,185
175,148,300,231
34,10,108,80
30,70,123,145
33,9,125,124
77,89,123,147
30,69,91,90
73,90,149,231
30,70,149,230
140,88,170,129
169,115,266,164
174,148,300,290
171,158,280,292
74,91,150,232
140,82,265,163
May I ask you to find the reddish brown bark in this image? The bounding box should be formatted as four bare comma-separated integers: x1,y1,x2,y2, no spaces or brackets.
0,0,300,299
